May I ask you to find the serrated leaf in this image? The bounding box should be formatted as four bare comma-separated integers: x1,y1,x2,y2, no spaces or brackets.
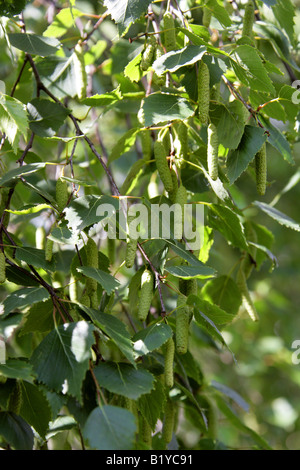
15,246,57,272
152,45,206,75
108,128,140,164
20,299,56,336
231,45,275,94
205,0,231,27
78,307,135,366
142,93,194,126
0,162,46,187
0,412,34,450
64,195,119,235
272,0,295,45
132,323,172,357
124,51,143,82
81,87,123,107
6,203,52,215
20,382,52,438
43,7,84,38
253,201,300,232
187,295,236,326
27,98,70,137
0,94,28,151
208,204,248,250
8,33,60,56
201,275,242,316
35,56,78,99
226,125,267,184
209,102,245,150
30,321,94,400
138,379,166,430
104,0,152,35
0,359,35,381
93,362,155,399
1,287,50,318
77,267,120,294
83,405,137,450
164,264,215,279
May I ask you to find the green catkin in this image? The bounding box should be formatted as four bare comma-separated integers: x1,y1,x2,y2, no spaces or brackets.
125,213,138,269
138,268,154,322
242,0,255,39
0,187,10,228
154,140,174,193
255,142,267,196
86,238,98,294
36,226,46,250
163,12,177,52
152,45,165,86
140,36,156,71
202,7,212,28
207,123,219,181
140,131,152,161
0,251,6,284
8,381,22,415
45,238,54,262
168,168,179,203
173,121,188,169
236,266,259,322
73,43,87,100
107,237,115,265
164,337,175,388
81,292,90,307
56,177,69,213
162,398,176,444
174,183,187,239
176,293,190,354
198,60,210,125
139,415,152,448
90,290,98,309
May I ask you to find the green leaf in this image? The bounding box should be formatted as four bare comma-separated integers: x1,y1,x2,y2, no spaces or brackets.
0,162,46,187
20,299,56,336
205,0,232,27
253,201,300,232
208,204,248,250
226,125,268,184
83,405,137,450
214,395,272,450
211,380,250,412
79,307,135,366
201,275,242,316
1,287,50,318
81,87,123,107
0,412,34,450
163,239,206,267
15,246,57,272
20,382,52,438
231,45,275,94
30,321,95,400
48,226,80,245
260,116,294,164
27,98,70,137
209,102,245,150
64,195,119,235
0,94,28,151
108,128,140,164
0,359,35,381
272,0,295,45
188,295,237,326
164,264,215,279
6,203,52,215
35,56,78,99
104,0,152,35
194,309,234,357
93,362,155,399
77,267,120,294
124,51,143,82
152,45,206,75
8,33,61,57
43,7,84,38
132,323,173,357
138,379,166,430
142,93,194,126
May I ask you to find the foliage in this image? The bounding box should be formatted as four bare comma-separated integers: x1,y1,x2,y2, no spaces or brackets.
0,0,299,451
